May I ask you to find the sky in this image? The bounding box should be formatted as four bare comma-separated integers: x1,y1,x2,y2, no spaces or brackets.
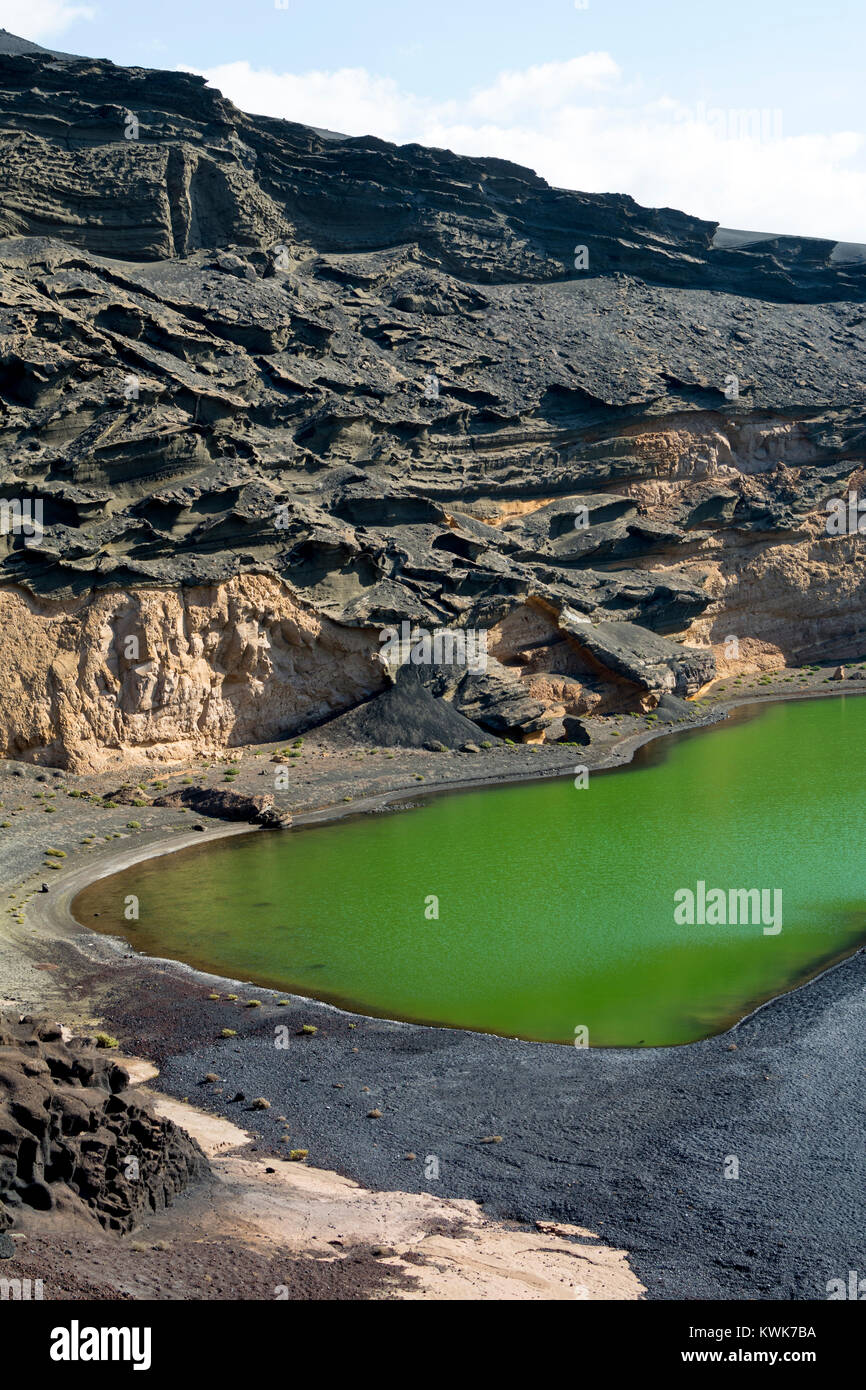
1,0,864,241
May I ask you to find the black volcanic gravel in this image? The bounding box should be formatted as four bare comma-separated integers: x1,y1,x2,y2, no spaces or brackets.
101,942,866,1302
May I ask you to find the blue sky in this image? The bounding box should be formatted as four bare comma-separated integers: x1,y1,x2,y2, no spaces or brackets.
3,0,864,239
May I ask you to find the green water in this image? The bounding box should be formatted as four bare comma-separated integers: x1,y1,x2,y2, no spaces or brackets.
73,697,866,1046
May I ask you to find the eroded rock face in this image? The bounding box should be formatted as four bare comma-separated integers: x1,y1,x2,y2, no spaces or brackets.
0,38,865,765
0,574,384,770
0,1012,207,1233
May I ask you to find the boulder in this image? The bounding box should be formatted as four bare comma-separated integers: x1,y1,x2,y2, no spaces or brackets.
451,658,551,740
557,616,715,697
651,693,704,724
151,786,289,826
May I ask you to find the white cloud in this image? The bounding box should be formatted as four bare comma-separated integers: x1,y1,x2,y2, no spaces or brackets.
465,54,621,120
192,62,425,142
186,54,866,242
0,1,94,39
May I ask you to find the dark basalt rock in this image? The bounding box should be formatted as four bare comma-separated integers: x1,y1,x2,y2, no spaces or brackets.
448,658,552,740
150,786,290,825
0,1011,208,1233
559,716,592,745
1,34,865,760
0,43,863,300
651,693,707,723
320,662,489,750
0,28,82,61
557,617,715,697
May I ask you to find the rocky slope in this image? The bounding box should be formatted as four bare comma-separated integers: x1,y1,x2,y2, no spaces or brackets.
1,35,865,768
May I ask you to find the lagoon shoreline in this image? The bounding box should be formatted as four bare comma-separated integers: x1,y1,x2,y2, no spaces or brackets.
2,674,865,1299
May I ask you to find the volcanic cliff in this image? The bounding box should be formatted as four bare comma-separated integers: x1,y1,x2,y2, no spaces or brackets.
1,32,865,769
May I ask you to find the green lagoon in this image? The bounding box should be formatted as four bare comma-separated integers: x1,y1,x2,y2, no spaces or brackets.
73,696,866,1046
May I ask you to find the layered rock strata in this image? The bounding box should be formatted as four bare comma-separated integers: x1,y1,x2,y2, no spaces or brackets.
0,37,864,764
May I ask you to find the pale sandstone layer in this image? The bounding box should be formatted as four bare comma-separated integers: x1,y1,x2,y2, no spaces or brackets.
0,574,384,771
4,504,866,769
